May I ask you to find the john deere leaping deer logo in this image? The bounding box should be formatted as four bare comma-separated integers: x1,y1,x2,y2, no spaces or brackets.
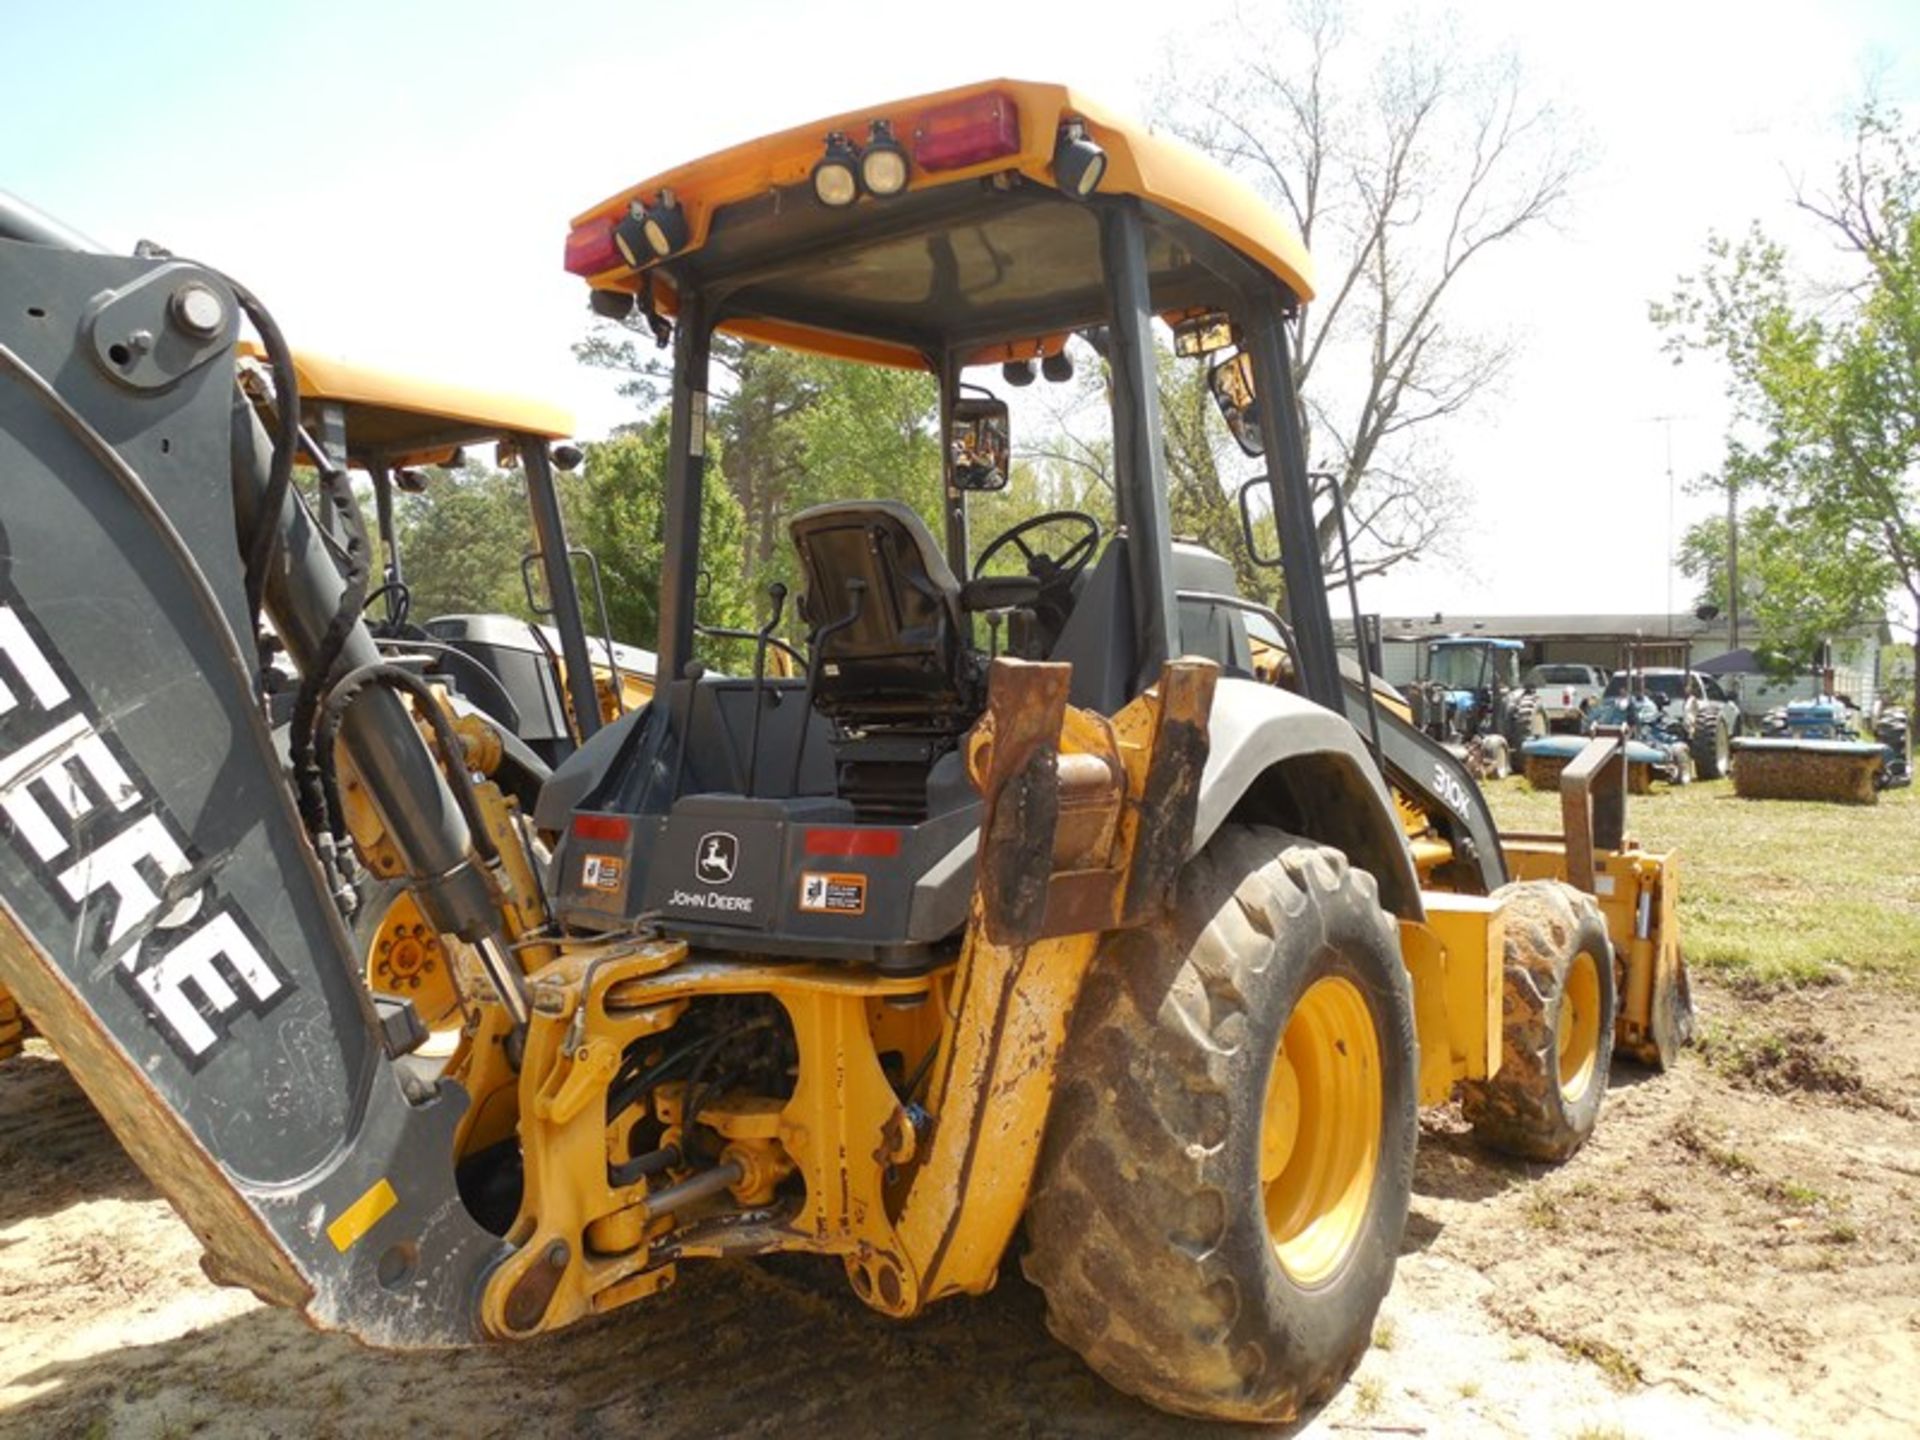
695,831,739,886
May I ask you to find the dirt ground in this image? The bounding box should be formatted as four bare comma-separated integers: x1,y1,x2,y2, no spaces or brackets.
4,789,1919,1437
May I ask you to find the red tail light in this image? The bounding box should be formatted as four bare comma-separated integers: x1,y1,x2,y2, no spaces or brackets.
805,827,903,858
564,217,620,276
571,813,631,843
913,91,1020,172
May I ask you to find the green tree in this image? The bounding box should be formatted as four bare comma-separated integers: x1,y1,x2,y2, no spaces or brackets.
559,418,756,664
1655,101,1920,709
1676,509,1890,674
390,464,537,622
712,340,823,587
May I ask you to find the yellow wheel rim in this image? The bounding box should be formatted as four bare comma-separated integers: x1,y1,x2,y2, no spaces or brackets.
365,890,464,1044
1261,976,1382,1287
1557,951,1602,1104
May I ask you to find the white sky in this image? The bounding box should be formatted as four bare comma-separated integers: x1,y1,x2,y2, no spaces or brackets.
8,0,1917,620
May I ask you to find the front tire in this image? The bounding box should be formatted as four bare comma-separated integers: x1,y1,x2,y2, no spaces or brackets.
1023,826,1417,1423
1463,882,1616,1162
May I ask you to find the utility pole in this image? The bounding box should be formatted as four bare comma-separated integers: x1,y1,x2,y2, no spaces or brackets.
1726,474,1740,652
1645,415,1690,636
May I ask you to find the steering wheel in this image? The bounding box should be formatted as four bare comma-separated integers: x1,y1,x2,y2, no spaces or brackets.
973,510,1102,585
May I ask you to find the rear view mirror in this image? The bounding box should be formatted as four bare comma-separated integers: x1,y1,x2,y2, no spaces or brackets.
1173,310,1236,357
1209,352,1264,456
1237,476,1282,568
949,396,1011,491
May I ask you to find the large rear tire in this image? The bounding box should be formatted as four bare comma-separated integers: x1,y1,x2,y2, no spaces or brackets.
1506,692,1547,754
1023,826,1417,1423
1689,714,1731,780
1463,881,1615,1162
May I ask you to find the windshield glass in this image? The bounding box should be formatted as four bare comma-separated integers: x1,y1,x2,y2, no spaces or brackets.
1430,645,1491,688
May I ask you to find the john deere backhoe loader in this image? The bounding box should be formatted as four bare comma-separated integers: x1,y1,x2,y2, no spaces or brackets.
0,81,1686,1424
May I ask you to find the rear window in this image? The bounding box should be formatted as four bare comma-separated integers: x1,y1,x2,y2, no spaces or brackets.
1605,672,1684,701
1529,665,1594,685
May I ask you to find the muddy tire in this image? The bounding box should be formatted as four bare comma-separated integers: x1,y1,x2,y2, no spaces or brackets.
1689,714,1731,780
1647,946,1695,1068
1463,881,1616,1162
1023,825,1417,1423
1506,692,1547,754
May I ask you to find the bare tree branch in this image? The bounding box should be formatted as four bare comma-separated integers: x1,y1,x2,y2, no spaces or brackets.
1156,1,1585,581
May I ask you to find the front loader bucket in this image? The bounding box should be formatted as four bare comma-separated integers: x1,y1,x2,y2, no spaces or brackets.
1730,739,1883,804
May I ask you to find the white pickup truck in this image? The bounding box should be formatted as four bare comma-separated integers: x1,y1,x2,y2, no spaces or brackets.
1522,662,1607,733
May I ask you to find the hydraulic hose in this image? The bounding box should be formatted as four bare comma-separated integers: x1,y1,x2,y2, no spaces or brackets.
289,429,372,841
315,662,503,869
233,282,301,645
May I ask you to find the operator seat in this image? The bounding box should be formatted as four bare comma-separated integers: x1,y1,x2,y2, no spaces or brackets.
788,499,983,817
789,499,980,728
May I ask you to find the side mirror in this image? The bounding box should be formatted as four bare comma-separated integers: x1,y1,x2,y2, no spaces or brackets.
1237,476,1283,568
949,396,1011,491
1208,351,1264,456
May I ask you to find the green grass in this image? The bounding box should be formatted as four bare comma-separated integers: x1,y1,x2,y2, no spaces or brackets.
1482,777,1920,989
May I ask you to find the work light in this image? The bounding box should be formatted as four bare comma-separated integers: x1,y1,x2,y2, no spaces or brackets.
861,120,910,197
612,213,651,269
1051,121,1107,200
813,132,862,207
639,190,689,258
1001,359,1037,387
1042,350,1074,383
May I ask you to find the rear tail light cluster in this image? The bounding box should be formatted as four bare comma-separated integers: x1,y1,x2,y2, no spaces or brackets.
564,190,688,279
815,91,1028,210
564,90,1112,274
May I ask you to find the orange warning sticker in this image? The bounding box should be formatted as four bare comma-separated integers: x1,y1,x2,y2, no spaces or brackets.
582,854,624,892
798,870,866,916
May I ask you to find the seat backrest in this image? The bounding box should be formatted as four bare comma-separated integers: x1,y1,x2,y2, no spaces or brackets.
789,500,973,729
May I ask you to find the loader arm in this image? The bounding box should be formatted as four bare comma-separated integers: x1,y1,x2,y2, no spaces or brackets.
1339,675,1508,895
0,234,510,1342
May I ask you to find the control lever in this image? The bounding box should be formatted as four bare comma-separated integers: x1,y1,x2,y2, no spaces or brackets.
744,582,788,797
787,578,866,797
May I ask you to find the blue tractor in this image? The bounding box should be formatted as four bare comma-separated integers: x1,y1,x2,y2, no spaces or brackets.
1403,637,1546,779
1521,649,1701,792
